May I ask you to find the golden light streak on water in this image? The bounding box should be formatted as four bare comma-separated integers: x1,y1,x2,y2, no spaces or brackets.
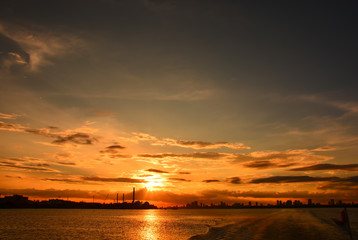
140,210,159,240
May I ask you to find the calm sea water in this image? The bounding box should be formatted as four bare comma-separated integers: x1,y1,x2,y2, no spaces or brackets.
0,208,357,240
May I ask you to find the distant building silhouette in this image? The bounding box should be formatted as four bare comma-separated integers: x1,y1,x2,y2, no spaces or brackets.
0,194,157,209
132,187,135,203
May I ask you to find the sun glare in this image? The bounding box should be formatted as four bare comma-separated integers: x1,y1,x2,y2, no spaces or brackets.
144,177,164,191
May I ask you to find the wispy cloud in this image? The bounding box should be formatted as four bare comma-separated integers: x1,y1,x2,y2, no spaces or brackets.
317,176,358,191
0,158,57,172
52,133,97,145
0,120,98,146
99,144,131,159
243,160,294,169
0,33,29,70
146,168,169,174
202,179,220,183
0,121,25,132
138,152,227,160
168,178,191,182
312,146,337,152
233,151,298,162
0,112,21,119
142,89,216,101
42,178,85,184
225,177,241,184
5,175,22,179
175,140,250,150
132,132,249,150
100,144,125,152
82,176,147,183
0,22,85,71
55,161,76,166
94,110,116,117
250,175,341,184
234,150,333,169
299,94,358,115
290,163,358,172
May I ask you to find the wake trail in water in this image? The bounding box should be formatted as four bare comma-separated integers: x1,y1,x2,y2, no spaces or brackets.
188,209,354,240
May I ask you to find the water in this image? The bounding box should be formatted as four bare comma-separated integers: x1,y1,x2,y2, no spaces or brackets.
0,208,357,240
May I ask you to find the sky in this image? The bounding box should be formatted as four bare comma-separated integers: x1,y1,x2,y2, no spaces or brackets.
0,0,358,206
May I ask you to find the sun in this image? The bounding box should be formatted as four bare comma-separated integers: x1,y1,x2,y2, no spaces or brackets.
144,178,164,191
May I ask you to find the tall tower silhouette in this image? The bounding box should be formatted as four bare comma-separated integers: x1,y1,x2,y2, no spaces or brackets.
132,187,135,203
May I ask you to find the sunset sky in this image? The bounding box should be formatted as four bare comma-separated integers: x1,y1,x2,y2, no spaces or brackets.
1,0,358,206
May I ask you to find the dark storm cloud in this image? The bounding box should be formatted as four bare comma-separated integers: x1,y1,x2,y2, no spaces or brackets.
225,177,241,184
290,163,358,171
250,176,340,184
202,179,220,183
146,168,169,174
82,176,147,183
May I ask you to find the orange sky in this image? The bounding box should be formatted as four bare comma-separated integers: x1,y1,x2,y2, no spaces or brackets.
1,0,358,206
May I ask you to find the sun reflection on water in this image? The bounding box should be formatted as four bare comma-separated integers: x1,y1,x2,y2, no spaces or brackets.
140,210,159,240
